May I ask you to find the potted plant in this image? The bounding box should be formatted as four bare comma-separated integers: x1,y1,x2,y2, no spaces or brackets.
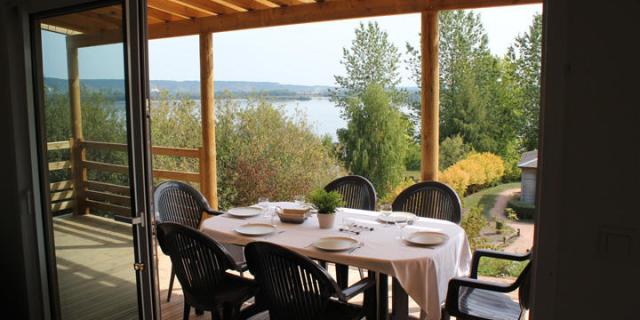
308,189,344,229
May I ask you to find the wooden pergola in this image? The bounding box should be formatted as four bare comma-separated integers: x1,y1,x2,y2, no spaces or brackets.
45,0,541,212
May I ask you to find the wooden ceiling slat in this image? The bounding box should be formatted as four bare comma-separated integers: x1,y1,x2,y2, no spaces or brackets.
147,7,188,22
174,0,244,15
269,0,314,6
167,0,219,15
148,0,211,18
147,15,165,24
77,11,122,28
44,16,102,34
208,0,249,12
226,0,279,11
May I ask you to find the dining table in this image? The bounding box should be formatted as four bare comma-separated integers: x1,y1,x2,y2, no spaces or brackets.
200,202,472,320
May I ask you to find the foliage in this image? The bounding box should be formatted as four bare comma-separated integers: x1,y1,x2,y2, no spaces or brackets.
332,22,405,115
478,258,528,278
439,135,473,170
505,208,519,221
461,206,488,251
215,93,345,209
404,142,422,171
504,13,543,151
379,177,417,205
507,197,536,220
337,84,409,196
440,152,505,197
308,189,344,214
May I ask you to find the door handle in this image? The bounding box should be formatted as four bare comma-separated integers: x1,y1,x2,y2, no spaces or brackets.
114,214,145,227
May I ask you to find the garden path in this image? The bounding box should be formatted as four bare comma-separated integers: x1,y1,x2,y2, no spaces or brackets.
489,188,534,254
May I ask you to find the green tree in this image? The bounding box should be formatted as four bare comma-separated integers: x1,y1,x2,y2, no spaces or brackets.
439,135,473,170
338,84,409,196
332,22,405,114
505,13,542,151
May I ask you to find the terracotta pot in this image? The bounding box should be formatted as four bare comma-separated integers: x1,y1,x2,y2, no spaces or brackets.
316,213,336,229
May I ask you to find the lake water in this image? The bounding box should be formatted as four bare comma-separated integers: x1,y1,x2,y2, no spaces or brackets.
266,97,346,140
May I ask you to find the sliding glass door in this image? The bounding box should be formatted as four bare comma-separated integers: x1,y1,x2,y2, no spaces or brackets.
32,1,156,319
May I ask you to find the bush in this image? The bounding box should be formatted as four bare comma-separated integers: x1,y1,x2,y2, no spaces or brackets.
440,152,505,197
439,135,473,170
404,142,421,171
478,258,528,278
461,206,488,251
507,198,536,220
379,177,416,205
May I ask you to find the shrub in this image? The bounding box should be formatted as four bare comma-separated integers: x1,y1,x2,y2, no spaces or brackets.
439,135,473,170
440,152,505,197
507,198,536,220
461,206,488,251
478,259,528,278
308,189,344,214
379,177,417,205
404,142,421,171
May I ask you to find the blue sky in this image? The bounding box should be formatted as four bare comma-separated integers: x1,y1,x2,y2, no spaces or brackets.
43,4,542,86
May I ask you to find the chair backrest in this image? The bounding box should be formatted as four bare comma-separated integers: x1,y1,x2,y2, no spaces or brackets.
391,181,462,224
245,242,342,320
324,175,377,211
517,262,532,310
154,181,209,229
157,223,237,306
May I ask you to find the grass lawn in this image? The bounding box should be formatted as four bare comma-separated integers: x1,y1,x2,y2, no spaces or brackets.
463,182,520,217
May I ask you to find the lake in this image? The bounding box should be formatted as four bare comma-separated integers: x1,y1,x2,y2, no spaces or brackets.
263,97,346,141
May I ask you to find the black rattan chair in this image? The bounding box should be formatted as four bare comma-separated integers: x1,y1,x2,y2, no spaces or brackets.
154,181,246,302
392,181,462,224
245,242,375,320
324,175,376,287
157,223,261,320
443,250,532,320
324,175,377,211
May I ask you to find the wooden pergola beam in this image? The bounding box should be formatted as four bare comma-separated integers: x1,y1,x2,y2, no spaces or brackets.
148,0,542,39
420,11,439,181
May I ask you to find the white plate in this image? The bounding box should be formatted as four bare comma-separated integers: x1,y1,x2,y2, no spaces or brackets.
404,231,449,246
313,236,359,252
377,211,415,224
234,223,277,236
228,207,263,218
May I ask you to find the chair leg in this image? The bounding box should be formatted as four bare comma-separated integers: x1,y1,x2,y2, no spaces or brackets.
196,309,204,315
336,264,349,289
168,265,176,302
358,267,365,279
441,308,451,320
183,303,190,320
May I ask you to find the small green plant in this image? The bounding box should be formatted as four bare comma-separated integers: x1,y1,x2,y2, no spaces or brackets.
495,219,504,234
461,206,488,251
505,207,519,221
308,189,344,214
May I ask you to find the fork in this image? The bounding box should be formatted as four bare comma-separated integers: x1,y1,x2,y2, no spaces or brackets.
347,242,364,254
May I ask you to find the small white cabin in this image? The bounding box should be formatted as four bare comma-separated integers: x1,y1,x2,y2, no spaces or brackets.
518,150,538,204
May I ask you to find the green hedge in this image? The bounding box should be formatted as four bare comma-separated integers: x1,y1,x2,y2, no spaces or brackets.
507,198,536,220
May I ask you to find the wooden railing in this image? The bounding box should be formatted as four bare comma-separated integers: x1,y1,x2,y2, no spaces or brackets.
46,139,204,216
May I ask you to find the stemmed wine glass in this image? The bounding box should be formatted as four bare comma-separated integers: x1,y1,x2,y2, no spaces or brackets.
395,214,409,240
379,204,392,227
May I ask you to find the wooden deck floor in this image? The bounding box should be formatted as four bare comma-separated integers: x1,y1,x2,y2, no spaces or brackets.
53,214,431,320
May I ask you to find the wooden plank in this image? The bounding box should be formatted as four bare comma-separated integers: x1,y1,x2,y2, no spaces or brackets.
148,0,211,18
86,180,131,196
146,0,543,39
151,146,200,158
153,169,200,182
199,32,218,209
226,0,278,10
83,160,129,174
420,11,439,181
47,140,71,150
50,180,74,192
85,199,131,216
269,0,314,6
172,0,240,15
85,190,132,207
51,190,75,202
147,7,188,22
49,160,72,171
81,140,128,152
51,200,74,212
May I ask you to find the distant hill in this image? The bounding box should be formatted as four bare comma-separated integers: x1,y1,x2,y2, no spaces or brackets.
44,77,333,100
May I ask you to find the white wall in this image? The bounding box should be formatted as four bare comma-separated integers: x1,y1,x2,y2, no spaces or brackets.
532,0,640,319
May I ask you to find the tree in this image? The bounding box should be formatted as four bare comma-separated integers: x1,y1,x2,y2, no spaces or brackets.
505,13,542,151
338,84,409,196
332,22,405,115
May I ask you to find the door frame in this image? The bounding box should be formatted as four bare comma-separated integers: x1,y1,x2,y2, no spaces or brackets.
29,0,158,318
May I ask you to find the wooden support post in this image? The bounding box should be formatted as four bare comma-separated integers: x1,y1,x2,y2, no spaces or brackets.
420,11,440,182
66,42,87,215
199,32,218,210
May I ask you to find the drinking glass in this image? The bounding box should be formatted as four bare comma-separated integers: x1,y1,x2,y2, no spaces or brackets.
395,214,408,240
294,195,305,206
379,204,392,227
258,197,270,218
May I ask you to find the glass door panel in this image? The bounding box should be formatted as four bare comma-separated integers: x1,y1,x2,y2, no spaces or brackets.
35,3,146,319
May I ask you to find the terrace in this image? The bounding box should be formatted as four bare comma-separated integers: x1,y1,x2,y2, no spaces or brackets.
38,0,541,319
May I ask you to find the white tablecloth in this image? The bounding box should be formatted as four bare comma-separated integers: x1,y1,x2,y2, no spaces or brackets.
200,205,471,320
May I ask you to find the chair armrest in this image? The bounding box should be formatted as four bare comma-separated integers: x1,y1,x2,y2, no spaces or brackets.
234,261,249,273
204,207,225,216
338,277,375,302
445,276,517,316
470,249,531,278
